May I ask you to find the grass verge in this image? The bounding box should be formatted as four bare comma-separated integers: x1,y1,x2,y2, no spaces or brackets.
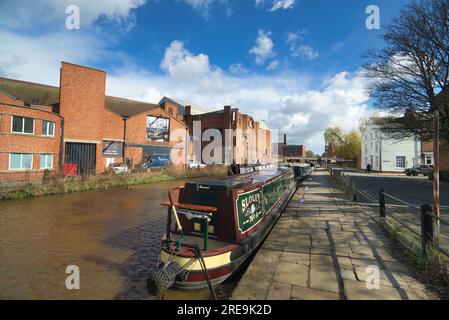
0,165,227,201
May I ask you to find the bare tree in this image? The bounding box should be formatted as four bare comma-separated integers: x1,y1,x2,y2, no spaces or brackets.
364,0,449,243
364,0,449,141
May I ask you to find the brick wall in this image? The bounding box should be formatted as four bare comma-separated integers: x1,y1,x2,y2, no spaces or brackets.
185,106,271,164
0,102,62,182
59,62,107,174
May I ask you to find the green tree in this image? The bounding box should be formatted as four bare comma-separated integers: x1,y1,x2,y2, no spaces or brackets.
305,150,316,158
324,127,361,162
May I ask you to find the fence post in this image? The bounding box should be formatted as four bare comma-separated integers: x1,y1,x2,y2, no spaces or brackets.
420,204,434,257
379,188,386,219
352,180,357,202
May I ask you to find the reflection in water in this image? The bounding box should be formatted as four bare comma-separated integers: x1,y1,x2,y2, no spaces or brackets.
0,180,233,300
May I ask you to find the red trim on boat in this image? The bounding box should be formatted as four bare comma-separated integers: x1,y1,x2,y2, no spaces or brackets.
184,264,233,283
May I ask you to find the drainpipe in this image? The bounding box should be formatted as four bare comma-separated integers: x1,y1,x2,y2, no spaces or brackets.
59,117,65,176
122,116,129,165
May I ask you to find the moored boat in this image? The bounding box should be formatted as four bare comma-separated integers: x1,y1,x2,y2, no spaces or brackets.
288,163,313,186
147,167,297,296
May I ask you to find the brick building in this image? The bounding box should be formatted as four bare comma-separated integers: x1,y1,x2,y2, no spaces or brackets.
277,133,306,162
283,145,306,158
183,105,271,165
0,62,187,182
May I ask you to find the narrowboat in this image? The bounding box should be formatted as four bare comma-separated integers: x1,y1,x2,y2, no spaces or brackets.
288,163,313,186
147,167,296,296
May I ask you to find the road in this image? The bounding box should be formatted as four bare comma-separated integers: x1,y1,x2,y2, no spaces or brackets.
343,172,449,212
338,171,449,253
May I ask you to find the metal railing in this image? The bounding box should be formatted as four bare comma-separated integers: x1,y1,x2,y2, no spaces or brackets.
329,167,449,258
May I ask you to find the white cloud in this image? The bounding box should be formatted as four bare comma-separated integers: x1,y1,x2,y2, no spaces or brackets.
0,29,106,84
181,0,233,19
229,63,249,74
0,0,145,29
292,45,319,60
286,30,319,60
182,0,214,18
160,40,222,81
266,60,279,71
250,30,276,65
255,0,296,11
270,0,296,11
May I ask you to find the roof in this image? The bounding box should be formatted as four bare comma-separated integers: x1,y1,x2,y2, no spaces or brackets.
0,77,159,117
105,96,159,117
0,77,60,106
159,96,213,115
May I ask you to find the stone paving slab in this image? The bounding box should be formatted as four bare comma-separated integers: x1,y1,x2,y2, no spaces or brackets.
231,170,439,300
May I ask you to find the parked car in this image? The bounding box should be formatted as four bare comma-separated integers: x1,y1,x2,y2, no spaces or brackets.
110,163,130,174
188,160,206,169
405,164,433,176
141,154,171,168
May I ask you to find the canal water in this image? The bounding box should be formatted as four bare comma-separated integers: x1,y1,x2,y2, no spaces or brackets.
0,180,237,300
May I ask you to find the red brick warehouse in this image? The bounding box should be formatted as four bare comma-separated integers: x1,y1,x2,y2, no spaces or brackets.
0,62,188,182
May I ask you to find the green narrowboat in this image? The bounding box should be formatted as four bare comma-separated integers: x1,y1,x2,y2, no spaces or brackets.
147,167,297,295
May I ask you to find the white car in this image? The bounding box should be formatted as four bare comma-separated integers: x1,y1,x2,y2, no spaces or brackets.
111,164,130,174
189,160,206,169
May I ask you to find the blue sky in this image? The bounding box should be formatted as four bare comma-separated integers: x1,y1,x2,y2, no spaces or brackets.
0,0,411,153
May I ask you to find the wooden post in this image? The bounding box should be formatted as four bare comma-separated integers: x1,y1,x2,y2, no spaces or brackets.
433,109,440,245
420,204,434,256
379,188,386,219
352,180,357,202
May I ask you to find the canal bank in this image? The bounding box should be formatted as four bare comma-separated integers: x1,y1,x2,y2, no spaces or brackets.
231,170,440,300
0,166,227,201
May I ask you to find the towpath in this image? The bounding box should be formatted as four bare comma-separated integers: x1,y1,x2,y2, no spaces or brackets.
231,169,439,300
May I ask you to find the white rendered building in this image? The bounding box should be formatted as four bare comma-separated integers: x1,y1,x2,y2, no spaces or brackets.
361,117,422,173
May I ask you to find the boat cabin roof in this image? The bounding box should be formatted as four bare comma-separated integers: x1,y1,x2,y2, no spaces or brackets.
186,168,289,190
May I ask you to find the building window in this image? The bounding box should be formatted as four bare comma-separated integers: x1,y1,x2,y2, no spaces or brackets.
375,156,379,168
9,153,33,170
146,116,170,142
12,116,34,134
42,121,55,136
40,154,53,169
375,142,378,153
365,144,368,154
396,156,406,168
426,155,433,165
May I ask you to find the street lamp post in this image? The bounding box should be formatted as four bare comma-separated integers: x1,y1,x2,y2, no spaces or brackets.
433,109,440,244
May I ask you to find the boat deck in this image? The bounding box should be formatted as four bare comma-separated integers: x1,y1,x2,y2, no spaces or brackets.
188,168,289,190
